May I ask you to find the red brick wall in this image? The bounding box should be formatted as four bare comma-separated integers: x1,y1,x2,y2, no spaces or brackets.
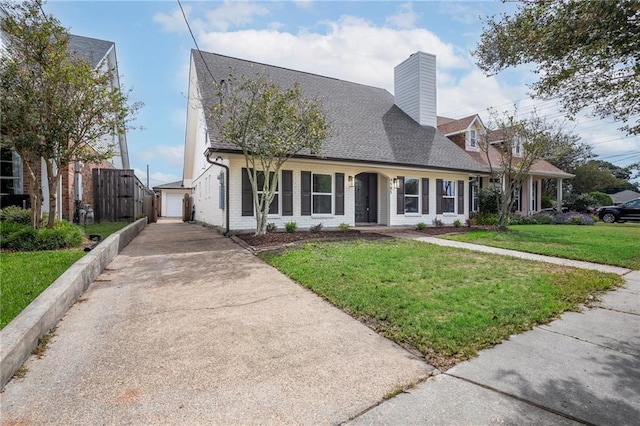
60,160,116,220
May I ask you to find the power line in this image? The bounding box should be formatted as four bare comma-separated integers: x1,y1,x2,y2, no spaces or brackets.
177,0,217,85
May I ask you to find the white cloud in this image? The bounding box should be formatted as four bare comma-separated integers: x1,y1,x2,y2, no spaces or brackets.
199,1,270,32
134,168,182,188
153,5,190,33
197,15,468,93
439,3,482,25
385,3,419,29
137,145,185,168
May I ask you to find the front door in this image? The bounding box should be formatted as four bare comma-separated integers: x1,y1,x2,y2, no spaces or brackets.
355,173,378,223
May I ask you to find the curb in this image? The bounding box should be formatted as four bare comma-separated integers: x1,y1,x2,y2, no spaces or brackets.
0,218,147,389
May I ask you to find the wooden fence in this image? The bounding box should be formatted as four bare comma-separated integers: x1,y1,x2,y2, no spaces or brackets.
92,169,157,223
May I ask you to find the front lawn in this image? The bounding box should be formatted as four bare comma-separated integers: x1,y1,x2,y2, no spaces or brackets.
443,223,640,269
0,221,130,329
260,239,623,368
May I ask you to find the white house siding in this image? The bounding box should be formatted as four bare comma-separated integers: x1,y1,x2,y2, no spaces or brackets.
191,154,471,232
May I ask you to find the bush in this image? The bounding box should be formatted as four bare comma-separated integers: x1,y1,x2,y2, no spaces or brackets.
541,194,554,209
338,223,350,232
469,212,499,225
478,186,503,214
564,193,595,213
508,214,538,225
589,191,613,207
0,220,84,251
416,222,427,230
285,221,297,233
453,219,462,228
432,218,444,227
551,211,595,225
0,206,31,224
266,223,277,232
531,213,552,224
310,223,323,232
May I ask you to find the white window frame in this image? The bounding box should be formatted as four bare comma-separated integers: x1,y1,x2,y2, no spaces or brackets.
471,179,480,212
530,179,538,213
312,173,333,215
442,180,456,213
514,137,523,156
469,129,478,148
256,170,279,216
404,177,419,214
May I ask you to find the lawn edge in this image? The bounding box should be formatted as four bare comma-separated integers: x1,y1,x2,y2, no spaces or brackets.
0,218,147,389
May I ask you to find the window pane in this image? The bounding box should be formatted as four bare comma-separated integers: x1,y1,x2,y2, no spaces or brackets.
442,198,455,213
405,196,418,213
405,178,418,195
313,174,332,193
442,180,455,197
313,194,332,214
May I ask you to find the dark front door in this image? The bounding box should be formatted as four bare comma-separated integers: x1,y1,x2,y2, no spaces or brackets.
355,173,378,223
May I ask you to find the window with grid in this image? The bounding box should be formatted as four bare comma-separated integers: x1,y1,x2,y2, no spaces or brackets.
442,180,456,213
312,173,332,214
404,177,419,213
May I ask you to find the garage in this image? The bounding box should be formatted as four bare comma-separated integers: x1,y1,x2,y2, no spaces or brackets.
165,193,184,217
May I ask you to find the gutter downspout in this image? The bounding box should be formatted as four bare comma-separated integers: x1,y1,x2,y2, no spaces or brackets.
205,148,230,236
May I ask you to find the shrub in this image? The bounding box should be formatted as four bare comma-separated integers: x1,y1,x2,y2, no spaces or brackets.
470,212,499,225
453,219,462,228
478,186,503,214
564,193,595,213
285,221,297,233
0,206,31,224
266,223,277,232
531,213,552,224
416,222,427,230
0,220,84,251
551,212,595,225
508,214,537,225
541,194,554,209
338,223,350,232
310,223,323,232
589,191,613,207
432,218,444,227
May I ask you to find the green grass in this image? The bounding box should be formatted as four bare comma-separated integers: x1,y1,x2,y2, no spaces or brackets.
444,223,640,269
0,250,85,328
260,239,623,368
83,221,129,238
0,221,130,329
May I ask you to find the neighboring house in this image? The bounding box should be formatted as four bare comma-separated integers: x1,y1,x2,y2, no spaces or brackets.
183,50,488,233
152,180,190,218
437,114,573,214
0,34,129,221
611,190,640,205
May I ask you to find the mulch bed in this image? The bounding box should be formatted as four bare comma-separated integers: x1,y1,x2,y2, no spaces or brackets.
234,226,483,250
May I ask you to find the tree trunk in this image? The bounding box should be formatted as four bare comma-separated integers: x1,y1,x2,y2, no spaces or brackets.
255,208,269,236
23,157,43,229
45,159,60,228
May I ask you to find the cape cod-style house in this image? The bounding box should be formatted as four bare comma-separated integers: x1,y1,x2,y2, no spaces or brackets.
182,50,570,233
437,115,573,214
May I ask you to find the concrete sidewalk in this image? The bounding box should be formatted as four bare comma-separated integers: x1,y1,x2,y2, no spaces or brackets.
0,219,431,425
349,233,640,425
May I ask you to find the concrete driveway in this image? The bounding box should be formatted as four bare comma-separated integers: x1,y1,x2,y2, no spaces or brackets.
1,219,432,425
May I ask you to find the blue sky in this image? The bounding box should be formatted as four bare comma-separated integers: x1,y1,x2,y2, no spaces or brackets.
44,0,639,188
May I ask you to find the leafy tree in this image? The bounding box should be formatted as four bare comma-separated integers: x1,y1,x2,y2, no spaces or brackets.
589,191,613,207
0,0,140,229
481,110,568,228
570,161,628,194
209,73,329,235
474,0,640,135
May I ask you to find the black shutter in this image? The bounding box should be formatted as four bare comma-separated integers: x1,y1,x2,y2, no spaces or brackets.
282,170,293,216
301,171,311,216
422,178,429,215
396,176,404,215
241,168,253,216
335,173,345,215
458,180,465,214
436,179,443,214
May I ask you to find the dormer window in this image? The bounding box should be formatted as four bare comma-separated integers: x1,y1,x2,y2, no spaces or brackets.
469,129,478,148
514,137,522,156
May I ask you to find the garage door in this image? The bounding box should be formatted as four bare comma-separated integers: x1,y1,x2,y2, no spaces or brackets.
165,193,184,217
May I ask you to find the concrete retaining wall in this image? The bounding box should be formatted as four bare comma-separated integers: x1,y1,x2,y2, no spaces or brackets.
0,218,147,389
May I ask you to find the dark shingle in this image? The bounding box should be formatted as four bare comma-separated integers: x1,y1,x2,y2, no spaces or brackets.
195,50,486,174
67,34,113,68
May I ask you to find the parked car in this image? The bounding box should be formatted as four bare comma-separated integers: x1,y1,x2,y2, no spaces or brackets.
597,198,640,223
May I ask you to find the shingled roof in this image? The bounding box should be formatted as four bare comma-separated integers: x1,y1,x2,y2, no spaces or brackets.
194,50,486,174
437,115,478,135
67,35,114,68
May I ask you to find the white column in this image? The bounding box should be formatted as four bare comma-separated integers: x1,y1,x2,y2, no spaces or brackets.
556,178,563,211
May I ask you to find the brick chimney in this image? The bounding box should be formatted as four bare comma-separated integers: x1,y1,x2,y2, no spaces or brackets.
394,52,437,128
